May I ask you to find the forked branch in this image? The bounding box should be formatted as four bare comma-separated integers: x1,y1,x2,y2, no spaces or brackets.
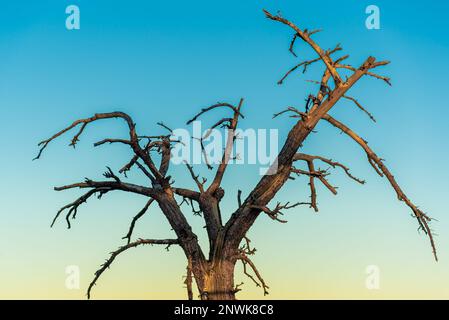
250,202,306,223
264,9,343,85
278,44,342,85
238,253,269,296
293,153,365,184
34,111,164,181
52,187,110,228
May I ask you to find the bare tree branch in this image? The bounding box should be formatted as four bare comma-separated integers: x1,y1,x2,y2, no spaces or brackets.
208,98,244,194
337,63,391,85
54,179,156,197
184,162,206,193
343,95,376,122
250,202,305,223
186,102,244,125
51,177,157,229
238,253,269,296
34,112,137,160
87,238,179,299
294,153,365,184
289,33,299,57
34,112,164,182
278,44,342,85
225,36,383,252
322,114,437,260
264,9,343,85
122,199,154,244
52,188,110,229
93,138,132,147
172,188,201,201
237,190,242,208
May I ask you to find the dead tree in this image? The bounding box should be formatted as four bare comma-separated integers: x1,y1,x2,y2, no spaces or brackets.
35,10,436,300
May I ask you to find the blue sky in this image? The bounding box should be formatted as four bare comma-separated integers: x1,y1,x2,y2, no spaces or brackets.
0,0,448,299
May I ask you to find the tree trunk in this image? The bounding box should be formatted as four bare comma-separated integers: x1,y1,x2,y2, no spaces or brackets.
195,259,236,300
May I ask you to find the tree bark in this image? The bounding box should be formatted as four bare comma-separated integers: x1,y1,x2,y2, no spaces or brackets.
195,259,237,300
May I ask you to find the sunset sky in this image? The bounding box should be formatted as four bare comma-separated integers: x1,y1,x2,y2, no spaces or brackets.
1,0,448,299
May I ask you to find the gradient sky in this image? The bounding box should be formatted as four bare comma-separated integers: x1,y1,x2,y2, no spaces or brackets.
1,0,449,299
